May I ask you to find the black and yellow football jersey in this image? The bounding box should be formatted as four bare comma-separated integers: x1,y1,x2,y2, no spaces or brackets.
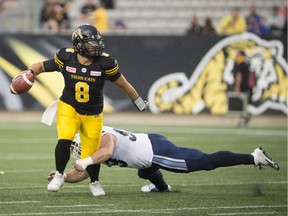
43,47,121,115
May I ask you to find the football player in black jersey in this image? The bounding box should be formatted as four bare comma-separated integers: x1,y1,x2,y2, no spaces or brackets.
23,24,148,196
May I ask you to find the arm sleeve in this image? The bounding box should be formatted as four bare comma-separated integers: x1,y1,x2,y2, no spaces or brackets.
43,59,59,72
103,57,121,82
43,48,69,72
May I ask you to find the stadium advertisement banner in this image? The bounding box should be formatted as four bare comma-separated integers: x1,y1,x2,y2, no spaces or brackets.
0,33,287,115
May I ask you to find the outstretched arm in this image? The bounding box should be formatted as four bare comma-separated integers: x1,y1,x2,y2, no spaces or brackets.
27,57,59,76
113,74,139,100
73,133,116,172
65,170,89,183
113,74,148,111
27,62,45,76
47,170,89,183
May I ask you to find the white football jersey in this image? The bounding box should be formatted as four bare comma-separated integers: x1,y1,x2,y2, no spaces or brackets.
102,126,153,169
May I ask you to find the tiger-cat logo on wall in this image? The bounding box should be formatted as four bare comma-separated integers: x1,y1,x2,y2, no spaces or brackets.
148,33,287,115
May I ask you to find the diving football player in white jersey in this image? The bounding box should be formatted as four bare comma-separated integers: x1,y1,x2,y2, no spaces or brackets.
48,126,279,193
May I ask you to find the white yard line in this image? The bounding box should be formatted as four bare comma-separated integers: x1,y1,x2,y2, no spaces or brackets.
175,181,287,187
0,210,172,215
0,155,53,160
0,205,286,216
0,138,55,143
0,201,40,204
0,180,286,190
217,205,287,209
42,204,116,208
209,212,279,215
0,127,285,138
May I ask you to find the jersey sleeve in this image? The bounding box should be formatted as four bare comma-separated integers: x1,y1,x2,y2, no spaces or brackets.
54,48,71,69
43,59,59,72
103,57,121,82
44,48,72,72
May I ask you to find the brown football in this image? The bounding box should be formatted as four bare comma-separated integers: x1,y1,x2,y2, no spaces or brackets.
10,71,35,94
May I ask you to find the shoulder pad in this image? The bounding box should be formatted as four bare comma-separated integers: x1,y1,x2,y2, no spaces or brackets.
54,48,75,68
56,47,75,62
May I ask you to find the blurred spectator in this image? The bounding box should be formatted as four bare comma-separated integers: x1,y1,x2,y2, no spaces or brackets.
40,0,71,33
0,0,4,13
279,3,287,34
0,0,20,14
233,50,252,127
186,15,202,35
79,0,96,22
217,7,246,35
201,17,216,36
246,4,269,36
114,19,127,29
100,0,114,9
39,0,57,28
267,5,285,36
279,3,287,35
90,1,109,33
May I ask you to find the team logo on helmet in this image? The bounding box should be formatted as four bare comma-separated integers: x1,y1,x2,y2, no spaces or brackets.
72,28,83,39
148,33,287,115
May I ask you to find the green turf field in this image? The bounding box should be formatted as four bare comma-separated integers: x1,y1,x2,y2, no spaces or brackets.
0,122,287,216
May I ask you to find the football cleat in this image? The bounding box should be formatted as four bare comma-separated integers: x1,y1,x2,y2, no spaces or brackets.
141,184,171,193
89,181,106,196
47,171,65,192
251,147,280,170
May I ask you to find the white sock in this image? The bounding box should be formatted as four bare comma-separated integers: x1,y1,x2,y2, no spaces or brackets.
76,157,93,170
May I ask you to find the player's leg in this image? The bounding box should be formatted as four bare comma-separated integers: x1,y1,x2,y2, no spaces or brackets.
138,165,171,192
184,147,279,171
149,134,278,173
80,113,105,196
80,134,102,182
48,100,79,192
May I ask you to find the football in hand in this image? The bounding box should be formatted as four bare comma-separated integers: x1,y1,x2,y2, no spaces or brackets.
10,71,35,94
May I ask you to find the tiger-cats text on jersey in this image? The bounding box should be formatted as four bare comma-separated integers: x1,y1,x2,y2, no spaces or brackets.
43,47,121,115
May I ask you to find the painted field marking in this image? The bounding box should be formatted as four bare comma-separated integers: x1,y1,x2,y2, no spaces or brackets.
216,205,287,209
0,154,52,160
0,180,286,190
0,138,55,143
0,205,286,216
42,204,116,208
0,201,40,204
209,212,279,215
0,127,285,138
0,210,172,216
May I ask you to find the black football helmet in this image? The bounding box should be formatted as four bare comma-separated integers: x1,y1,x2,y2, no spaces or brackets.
72,24,104,57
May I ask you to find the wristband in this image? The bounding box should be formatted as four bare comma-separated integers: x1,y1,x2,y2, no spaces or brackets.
28,69,35,75
133,96,147,111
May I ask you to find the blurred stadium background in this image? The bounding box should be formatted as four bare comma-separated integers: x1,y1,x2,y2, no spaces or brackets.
0,0,286,35
0,0,287,126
